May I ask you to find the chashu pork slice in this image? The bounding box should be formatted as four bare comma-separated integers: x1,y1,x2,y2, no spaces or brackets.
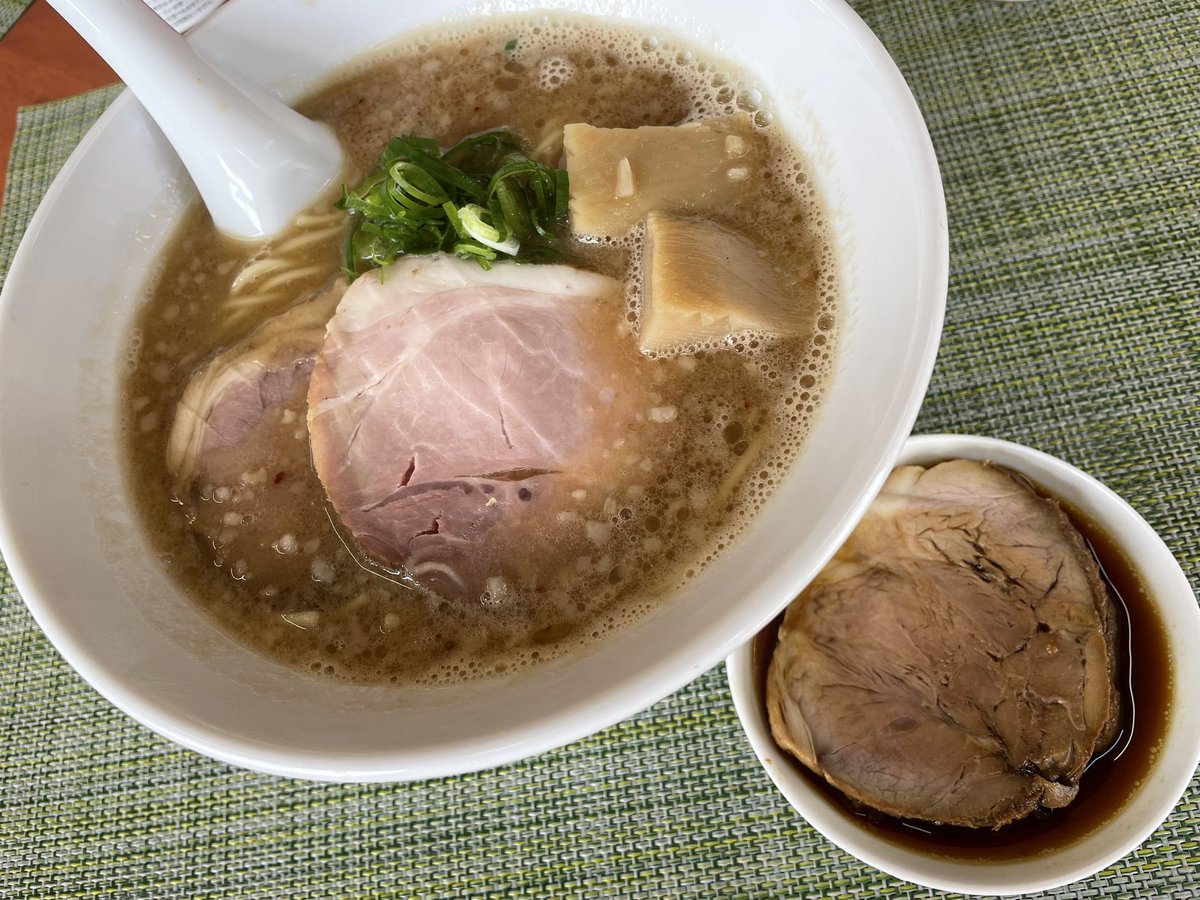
167,281,344,489
767,459,1121,829
164,280,345,582
307,255,634,599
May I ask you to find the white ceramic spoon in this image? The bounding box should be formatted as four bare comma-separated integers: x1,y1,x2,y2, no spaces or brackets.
47,0,344,241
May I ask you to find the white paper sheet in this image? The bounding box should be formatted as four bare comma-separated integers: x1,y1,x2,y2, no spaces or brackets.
148,0,224,32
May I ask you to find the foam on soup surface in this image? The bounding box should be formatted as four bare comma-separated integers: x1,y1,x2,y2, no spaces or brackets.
121,15,839,685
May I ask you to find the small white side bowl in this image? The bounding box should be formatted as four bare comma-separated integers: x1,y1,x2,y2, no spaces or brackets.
727,433,1200,896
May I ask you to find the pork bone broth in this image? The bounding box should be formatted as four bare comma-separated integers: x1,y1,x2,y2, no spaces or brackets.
121,16,839,685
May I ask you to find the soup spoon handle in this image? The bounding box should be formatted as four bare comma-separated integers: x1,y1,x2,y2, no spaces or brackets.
46,0,344,241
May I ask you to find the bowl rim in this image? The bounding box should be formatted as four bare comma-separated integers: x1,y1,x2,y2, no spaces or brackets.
0,0,948,781
726,432,1200,896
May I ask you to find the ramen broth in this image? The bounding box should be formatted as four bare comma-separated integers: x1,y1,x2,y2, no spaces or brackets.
122,16,839,685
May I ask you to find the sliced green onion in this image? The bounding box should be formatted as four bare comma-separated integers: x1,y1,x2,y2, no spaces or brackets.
459,204,519,255
389,162,450,207
337,129,570,278
453,242,498,268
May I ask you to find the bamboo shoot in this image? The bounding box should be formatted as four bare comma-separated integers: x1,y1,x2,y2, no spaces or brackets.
639,213,808,354
563,117,763,238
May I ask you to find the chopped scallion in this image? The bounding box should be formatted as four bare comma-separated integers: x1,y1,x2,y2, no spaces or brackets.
337,129,569,279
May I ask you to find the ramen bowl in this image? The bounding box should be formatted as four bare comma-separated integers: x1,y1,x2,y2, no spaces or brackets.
0,0,946,780
727,434,1200,895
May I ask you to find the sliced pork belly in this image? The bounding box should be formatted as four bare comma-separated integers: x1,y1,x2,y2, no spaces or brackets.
307,255,632,598
767,459,1121,829
165,281,343,583
167,281,343,488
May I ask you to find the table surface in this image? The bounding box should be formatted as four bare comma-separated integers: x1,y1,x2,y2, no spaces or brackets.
0,2,115,208
1,2,1198,898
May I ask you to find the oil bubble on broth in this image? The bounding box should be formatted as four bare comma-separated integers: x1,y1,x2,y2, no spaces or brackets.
121,15,839,686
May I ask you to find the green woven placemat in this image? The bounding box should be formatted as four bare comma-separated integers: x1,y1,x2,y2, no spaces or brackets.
0,0,30,38
2,1,1198,897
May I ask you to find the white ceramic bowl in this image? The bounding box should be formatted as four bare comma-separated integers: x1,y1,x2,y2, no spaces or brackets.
727,433,1200,896
0,0,946,780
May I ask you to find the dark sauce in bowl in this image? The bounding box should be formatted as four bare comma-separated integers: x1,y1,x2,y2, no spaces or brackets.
753,494,1173,862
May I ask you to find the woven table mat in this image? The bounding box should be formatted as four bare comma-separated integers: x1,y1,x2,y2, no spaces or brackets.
2,1,1198,897
0,0,29,39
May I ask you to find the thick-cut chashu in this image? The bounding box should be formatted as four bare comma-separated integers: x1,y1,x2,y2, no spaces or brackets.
164,281,345,582
767,459,1121,829
166,281,344,489
307,255,633,599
